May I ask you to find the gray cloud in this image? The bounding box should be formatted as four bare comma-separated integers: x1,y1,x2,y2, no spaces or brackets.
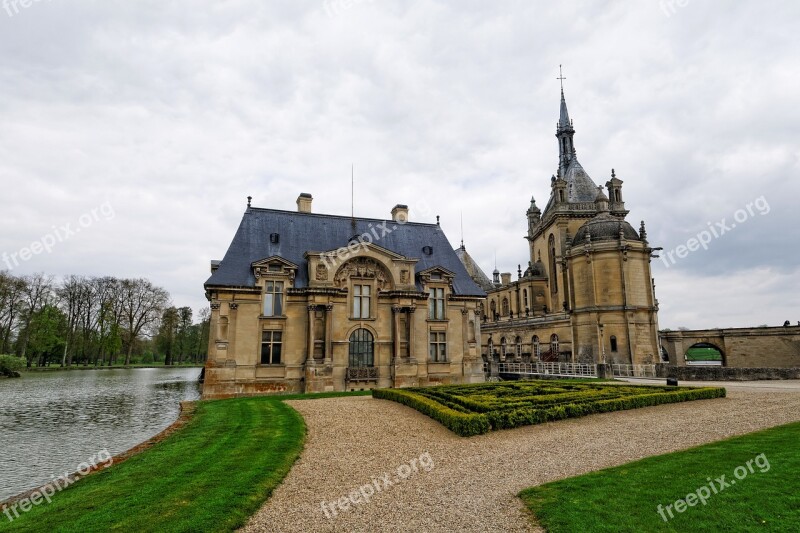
1,1,798,328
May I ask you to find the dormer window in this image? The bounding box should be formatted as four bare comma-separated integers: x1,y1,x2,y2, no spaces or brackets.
429,287,445,319
269,233,280,244
263,281,284,316
352,284,371,319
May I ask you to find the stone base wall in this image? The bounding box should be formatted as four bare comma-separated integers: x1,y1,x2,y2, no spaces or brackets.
656,365,800,381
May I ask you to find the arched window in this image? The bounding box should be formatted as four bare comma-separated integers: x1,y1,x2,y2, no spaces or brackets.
500,337,507,359
548,234,558,295
515,336,522,359
550,334,559,356
349,329,374,367
532,335,540,360
490,300,496,317
478,302,484,318
610,335,618,352
502,297,509,316
487,338,494,359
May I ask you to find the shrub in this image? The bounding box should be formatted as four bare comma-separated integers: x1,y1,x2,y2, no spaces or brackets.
374,382,726,436
0,354,26,377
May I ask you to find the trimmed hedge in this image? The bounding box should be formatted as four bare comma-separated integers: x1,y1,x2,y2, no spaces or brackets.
373,382,726,436
372,388,491,436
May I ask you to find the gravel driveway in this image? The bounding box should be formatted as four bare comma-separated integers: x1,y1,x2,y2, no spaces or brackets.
242,384,800,532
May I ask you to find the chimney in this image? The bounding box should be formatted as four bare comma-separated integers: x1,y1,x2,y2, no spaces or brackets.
391,204,409,223
296,193,313,213
501,272,511,285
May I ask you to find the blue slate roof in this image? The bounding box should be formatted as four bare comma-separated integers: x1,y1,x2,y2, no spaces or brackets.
205,207,486,297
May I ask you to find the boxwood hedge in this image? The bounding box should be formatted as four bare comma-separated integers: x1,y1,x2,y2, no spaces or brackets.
372,381,726,436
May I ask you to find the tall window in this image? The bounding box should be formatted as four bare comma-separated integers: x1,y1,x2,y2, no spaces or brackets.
260,331,282,365
532,335,540,360
429,288,445,319
263,281,284,316
523,289,529,309
549,234,558,295
502,298,509,316
352,284,371,319
501,337,507,358
429,332,447,362
550,334,559,356
348,329,374,367
610,336,618,352
490,300,496,318
515,336,522,358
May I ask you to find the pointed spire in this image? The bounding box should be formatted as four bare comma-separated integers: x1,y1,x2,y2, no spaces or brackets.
559,86,571,131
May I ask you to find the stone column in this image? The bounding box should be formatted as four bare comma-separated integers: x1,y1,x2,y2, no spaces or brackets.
408,306,416,361
392,305,401,363
324,304,333,364
227,302,238,364
209,303,220,362
306,305,315,365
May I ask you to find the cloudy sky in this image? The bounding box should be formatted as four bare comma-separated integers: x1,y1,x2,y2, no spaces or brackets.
1,1,798,329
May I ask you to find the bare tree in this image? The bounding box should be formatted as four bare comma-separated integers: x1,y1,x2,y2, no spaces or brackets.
18,273,55,364
0,271,27,353
119,278,170,365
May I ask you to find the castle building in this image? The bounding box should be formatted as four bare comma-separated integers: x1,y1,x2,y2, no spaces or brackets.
202,197,486,398
470,88,661,365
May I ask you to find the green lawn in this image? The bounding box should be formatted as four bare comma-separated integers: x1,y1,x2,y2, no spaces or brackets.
0,391,369,532
519,420,800,532
373,381,726,436
686,346,723,361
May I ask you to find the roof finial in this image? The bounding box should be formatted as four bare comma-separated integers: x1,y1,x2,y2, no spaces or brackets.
436,215,440,226
247,195,252,208
460,210,464,248
611,168,616,179
557,64,566,93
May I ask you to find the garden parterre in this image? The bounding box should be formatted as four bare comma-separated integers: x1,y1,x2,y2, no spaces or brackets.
373,381,726,436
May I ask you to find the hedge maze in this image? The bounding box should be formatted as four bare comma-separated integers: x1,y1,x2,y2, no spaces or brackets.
372,381,726,437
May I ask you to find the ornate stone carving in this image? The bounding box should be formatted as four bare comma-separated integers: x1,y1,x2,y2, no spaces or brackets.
210,303,221,310
228,302,238,310
400,269,409,284
316,263,328,281
334,257,392,290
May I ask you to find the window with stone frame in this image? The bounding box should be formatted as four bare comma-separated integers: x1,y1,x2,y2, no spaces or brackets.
260,330,283,365
532,335,541,360
429,287,445,319
429,331,447,362
352,284,371,319
263,280,284,316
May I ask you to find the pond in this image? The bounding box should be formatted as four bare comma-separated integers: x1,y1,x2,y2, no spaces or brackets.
0,367,201,501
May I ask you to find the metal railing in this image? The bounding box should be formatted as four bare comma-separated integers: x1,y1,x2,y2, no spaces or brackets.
496,361,597,378
346,366,379,382
611,364,658,378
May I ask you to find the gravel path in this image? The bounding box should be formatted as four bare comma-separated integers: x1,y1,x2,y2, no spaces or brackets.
242,385,800,532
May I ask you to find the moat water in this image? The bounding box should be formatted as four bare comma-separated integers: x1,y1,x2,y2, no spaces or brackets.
0,367,201,501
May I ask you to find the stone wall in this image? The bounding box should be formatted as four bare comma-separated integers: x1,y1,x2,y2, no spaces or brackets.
656,364,800,381
660,326,800,368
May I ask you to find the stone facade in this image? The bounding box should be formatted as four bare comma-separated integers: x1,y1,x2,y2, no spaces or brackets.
473,89,661,366
203,199,485,398
661,326,800,368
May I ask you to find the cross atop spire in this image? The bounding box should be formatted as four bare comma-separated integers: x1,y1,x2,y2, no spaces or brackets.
557,64,566,93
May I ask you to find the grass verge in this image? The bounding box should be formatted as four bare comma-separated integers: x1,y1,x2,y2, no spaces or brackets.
0,391,370,532
519,420,800,532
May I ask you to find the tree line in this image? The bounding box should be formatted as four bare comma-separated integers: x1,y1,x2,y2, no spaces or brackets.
0,271,209,367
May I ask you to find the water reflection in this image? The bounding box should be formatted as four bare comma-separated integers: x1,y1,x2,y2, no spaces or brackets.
0,367,201,501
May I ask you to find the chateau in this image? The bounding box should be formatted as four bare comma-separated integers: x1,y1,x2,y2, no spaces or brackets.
202,199,486,398
472,87,662,366
202,87,663,398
